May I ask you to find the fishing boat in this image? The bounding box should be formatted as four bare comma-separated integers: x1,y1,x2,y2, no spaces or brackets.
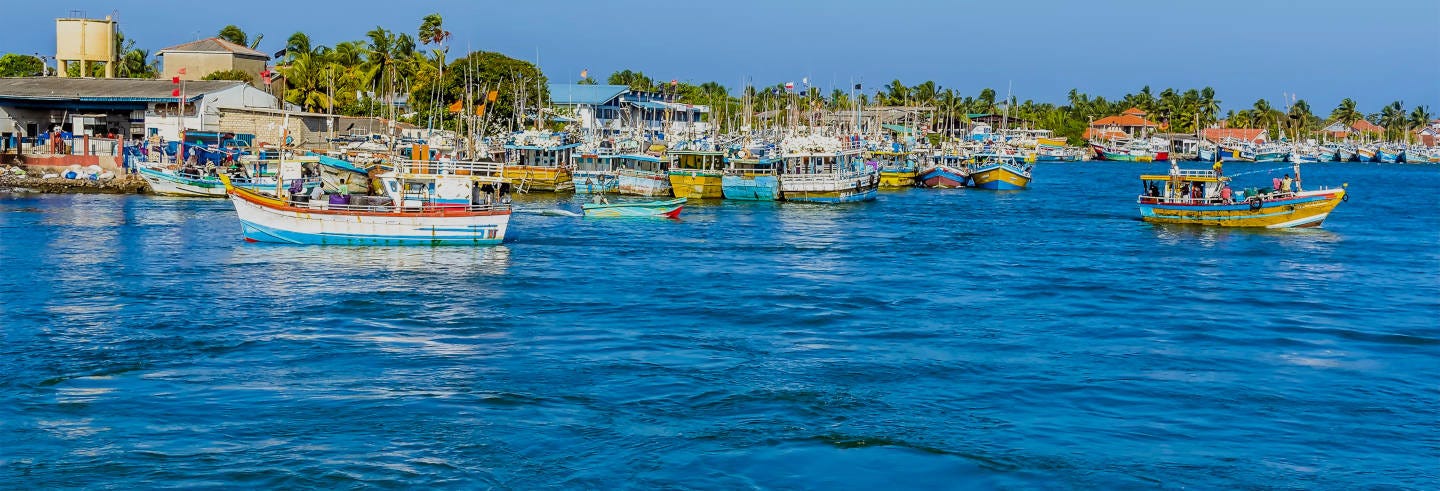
916,154,970,188
1336,144,1356,162
615,153,673,197
1091,139,1158,162
1403,146,1439,163
667,145,726,199
572,152,619,194
1238,142,1289,162
1136,164,1346,228
968,157,1033,190
1318,142,1343,162
1375,145,1401,164
1354,145,1376,162
1033,135,1080,162
722,152,781,201
871,149,918,188
138,147,322,198
503,131,578,192
778,134,878,203
219,159,512,245
581,197,685,218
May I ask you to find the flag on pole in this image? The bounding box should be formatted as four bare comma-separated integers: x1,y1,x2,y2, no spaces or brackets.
487,90,499,102
448,100,463,113
177,67,186,75
171,77,180,84
475,104,486,116
580,69,588,79
802,77,808,86
784,81,795,91
854,83,862,90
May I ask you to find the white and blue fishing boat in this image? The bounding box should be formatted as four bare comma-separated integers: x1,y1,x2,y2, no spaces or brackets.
220,159,512,245
1336,144,1356,162
615,153,672,197
1354,145,1376,162
1402,146,1437,163
582,197,685,218
1375,145,1401,163
778,134,878,203
572,152,619,194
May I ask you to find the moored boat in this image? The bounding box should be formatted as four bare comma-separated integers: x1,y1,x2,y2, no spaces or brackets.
968,157,1032,190
615,153,673,197
1136,164,1346,228
916,154,969,188
503,131,578,192
573,153,619,194
778,134,878,203
667,146,726,199
582,197,686,218
871,149,918,188
219,159,512,245
722,154,781,201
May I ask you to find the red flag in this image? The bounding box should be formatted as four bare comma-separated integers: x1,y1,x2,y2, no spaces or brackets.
177,67,186,75
171,89,180,97
171,76,180,84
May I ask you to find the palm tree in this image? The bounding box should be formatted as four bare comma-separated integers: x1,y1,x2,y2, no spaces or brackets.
1288,99,1314,138
1378,101,1405,141
1330,98,1362,127
1408,105,1433,142
977,88,997,113
284,32,313,63
1199,87,1220,129
884,80,908,106
218,25,263,49
281,54,333,112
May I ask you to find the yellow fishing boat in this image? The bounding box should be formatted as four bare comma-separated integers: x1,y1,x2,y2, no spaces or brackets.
1137,165,1347,228
503,133,578,192
667,149,726,199
871,150,918,188
968,157,1032,190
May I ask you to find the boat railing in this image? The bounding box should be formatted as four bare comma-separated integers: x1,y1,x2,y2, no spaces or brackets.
280,195,511,213
394,159,505,179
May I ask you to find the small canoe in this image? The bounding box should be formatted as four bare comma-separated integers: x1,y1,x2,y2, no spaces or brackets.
582,197,686,218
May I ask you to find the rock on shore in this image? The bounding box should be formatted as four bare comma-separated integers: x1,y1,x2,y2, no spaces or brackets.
0,173,150,194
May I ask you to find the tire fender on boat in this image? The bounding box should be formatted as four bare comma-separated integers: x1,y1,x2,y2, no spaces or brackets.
1249,198,1263,211
1342,193,1349,202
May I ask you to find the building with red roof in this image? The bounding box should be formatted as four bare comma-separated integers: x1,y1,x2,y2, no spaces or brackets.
1201,128,1268,144
1322,119,1385,139
1084,107,1161,140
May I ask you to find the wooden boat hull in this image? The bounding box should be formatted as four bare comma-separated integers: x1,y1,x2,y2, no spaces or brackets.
139,167,228,197
1375,150,1400,164
582,198,685,218
916,165,968,188
721,174,779,201
668,170,724,199
1138,189,1345,228
1092,145,1155,162
616,170,673,197
140,167,297,198
969,164,1031,190
573,172,618,194
503,165,574,192
879,169,917,188
224,180,510,245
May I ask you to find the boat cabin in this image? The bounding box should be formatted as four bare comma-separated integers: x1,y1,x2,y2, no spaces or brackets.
614,154,666,173
1138,169,1227,204
505,142,580,169
669,150,725,172
869,150,916,172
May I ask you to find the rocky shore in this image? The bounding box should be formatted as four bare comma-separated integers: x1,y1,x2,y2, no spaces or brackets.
0,172,150,194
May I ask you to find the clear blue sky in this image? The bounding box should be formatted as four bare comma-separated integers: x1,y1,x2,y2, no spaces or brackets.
5,0,1437,114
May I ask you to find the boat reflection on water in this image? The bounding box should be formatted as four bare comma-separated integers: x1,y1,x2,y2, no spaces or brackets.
226,244,513,278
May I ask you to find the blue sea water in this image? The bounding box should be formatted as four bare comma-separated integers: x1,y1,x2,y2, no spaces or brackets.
1,162,1436,489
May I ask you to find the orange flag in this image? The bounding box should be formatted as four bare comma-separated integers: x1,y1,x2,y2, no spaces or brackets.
475,104,486,116
486,90,498,102
447,100,463,113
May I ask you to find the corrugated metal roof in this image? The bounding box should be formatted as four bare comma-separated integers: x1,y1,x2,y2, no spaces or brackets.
157,37,269,58
0,77,244,102
548,84,627,105
630,100,669,110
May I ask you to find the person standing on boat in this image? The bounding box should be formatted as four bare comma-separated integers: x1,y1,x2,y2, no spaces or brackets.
1220,183,1234,204
1212,160,1223,177
1281,174,1293,194
337,178,351,196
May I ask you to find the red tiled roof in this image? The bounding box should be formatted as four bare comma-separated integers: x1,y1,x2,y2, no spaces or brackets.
1121,107,1147,116
1083,128,1128,140
1202,128,1267,143
1092,114,1158,128
1349,119,1384,133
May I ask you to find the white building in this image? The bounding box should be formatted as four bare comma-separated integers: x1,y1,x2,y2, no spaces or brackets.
548,83,710,137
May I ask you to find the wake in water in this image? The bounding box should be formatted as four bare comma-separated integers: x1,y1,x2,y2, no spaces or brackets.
514,208,582,217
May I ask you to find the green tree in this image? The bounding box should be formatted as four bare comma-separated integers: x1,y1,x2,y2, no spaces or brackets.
409,50,548,133
1407,105,1432,142
607,69,654,92
0,54,45,77
203,69,255,83
218,25,263,49
280,54,332,112
1330,98,1362,127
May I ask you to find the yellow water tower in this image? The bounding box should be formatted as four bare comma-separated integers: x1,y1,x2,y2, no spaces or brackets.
55,15,118,78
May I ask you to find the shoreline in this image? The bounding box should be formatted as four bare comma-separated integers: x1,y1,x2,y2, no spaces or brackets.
0,173,150,194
